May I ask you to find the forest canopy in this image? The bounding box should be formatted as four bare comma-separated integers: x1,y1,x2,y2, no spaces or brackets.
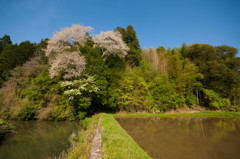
0,24,239,120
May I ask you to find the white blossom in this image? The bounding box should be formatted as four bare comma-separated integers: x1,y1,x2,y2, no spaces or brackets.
45,24,93,61
50,52,86,79
60,75,99,101
94,31,129,58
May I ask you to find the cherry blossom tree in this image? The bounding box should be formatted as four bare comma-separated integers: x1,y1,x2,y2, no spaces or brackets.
49,51,86,79
45,24,91,79
94,31,129,59
45,24,93,62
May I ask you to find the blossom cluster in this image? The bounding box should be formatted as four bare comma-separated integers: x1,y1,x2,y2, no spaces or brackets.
60,75,99,101
94,31,129,58
50,52,86,79
45,24,93,58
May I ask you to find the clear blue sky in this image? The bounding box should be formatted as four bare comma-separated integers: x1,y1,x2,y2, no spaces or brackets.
0,0,239,55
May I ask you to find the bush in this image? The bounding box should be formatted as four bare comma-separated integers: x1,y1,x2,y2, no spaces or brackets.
202,88,231,109
18,106,36,120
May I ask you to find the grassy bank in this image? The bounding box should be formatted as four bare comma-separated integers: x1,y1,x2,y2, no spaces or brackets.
101,113,151,159
113,111,240,118
61,114,100,159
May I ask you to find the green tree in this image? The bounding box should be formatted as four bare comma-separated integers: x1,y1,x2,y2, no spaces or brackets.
180,42,187,57
0,35,12,53
184,43,240,103
0,44,17,80
150,74,185,111
230,83,240,109
117,68,152,111
116,25,141,66
201,88,231,110
216,45,238,58
16,41,35,65
80,45,121,111
184,44,217,66
0,37,36,86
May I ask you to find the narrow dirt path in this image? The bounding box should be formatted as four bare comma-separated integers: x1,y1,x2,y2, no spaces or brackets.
88,116,102,159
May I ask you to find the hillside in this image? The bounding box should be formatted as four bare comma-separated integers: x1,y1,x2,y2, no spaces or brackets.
0,24,239,121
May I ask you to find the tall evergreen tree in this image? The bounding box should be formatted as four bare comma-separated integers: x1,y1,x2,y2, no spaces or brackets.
180,42,187,57
115,25,141,66
0,35,12,53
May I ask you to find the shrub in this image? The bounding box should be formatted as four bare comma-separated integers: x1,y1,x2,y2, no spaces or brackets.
202,88,231,109
18,106,36,120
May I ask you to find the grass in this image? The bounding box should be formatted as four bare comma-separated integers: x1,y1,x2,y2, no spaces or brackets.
101,113,152,159
61,114,100,159
113,111,240,118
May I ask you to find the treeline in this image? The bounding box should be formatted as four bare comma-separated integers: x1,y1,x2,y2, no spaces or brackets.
0,35,48,86
0,24,239,121
141,44,240,111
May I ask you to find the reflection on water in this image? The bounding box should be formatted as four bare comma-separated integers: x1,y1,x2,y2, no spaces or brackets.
116,117,240,159
0,121,79,159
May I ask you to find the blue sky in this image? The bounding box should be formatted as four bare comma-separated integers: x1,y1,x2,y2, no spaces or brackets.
0,0,239,55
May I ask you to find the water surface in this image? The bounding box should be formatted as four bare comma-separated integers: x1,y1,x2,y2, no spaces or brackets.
117,117,240,159
0,120,79,159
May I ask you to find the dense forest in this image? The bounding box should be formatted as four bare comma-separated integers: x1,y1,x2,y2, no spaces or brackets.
0,24,239,120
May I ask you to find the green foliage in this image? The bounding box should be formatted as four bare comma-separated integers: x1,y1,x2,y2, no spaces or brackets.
150,74,185,111
0,27,239,121
186,92,198,106
52,105,67,121
21,70,52,106
60,75,99,119
0,35,12,50
179,43,240,108
0,119,14,140
0,35,36,86
184,43,240,104
138,60,158,83
117,67,152,111
180,42,187,57
18,106,36,120
184,44,217,65
0,119,14,131
80,116,90,130
202,88,231,109
168,50,203,106
17,69,58,120
216,45,238,58
116,25,141,66
81,45,122,110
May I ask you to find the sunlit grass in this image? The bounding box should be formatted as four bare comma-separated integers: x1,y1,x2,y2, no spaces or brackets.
101,113,152,159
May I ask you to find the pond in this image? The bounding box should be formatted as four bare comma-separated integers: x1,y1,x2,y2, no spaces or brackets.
116,117,240,159
0,120,79,159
